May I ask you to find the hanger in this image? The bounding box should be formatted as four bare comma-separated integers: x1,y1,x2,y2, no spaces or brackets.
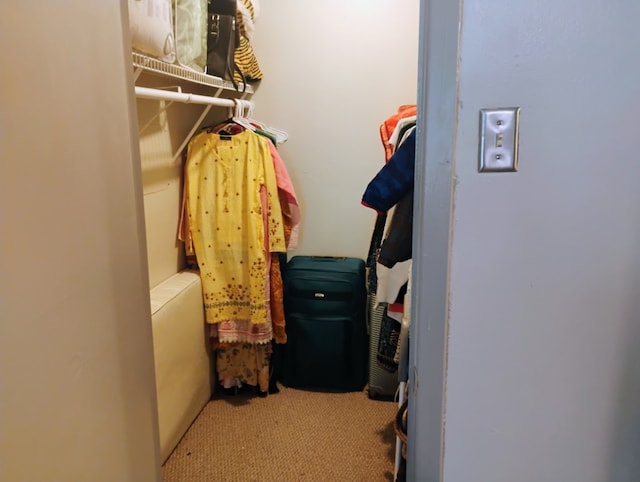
205,99,255,136
263,125,289,145
231,99,256,131
244,103,265,129
244,102,290,145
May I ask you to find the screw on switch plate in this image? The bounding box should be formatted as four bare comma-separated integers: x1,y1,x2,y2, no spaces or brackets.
478,107,520,172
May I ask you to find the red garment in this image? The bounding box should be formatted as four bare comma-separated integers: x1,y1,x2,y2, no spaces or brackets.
379,105,417,162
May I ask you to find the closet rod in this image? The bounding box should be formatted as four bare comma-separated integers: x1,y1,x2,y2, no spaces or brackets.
134,86,253,110
135,86,254,163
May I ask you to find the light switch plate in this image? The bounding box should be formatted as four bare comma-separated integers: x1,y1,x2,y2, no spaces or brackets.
478,107,520,172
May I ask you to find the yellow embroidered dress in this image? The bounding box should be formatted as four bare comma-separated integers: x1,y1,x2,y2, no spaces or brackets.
184,129,286,327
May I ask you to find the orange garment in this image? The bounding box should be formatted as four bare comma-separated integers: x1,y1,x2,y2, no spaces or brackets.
265,139,299,343
380,105,417,162
269,253,286,343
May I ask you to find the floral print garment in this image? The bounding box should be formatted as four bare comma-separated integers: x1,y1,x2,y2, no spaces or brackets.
216,342,272,392
184,129,286,325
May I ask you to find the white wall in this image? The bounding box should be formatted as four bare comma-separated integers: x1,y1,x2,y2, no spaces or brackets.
252,0,420,259
136,80,224,288
415,0,640,480
0,2,161,481
137,1,420,283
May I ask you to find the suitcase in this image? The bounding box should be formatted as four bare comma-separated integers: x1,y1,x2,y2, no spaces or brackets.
367,294,400,399
282,256,368,391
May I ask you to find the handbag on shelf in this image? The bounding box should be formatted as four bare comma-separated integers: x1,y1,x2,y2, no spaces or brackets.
233,0,263,84
206,0,244,89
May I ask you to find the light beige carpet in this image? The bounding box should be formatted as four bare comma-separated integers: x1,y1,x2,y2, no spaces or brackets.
163,385,398,481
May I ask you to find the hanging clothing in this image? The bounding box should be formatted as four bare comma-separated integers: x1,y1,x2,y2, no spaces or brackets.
361,129,416,213
265,138,300,249
377,125,415,268
379,105,417,162
269,253,287,343
263,137,300,343
183,128,286,326
376,259,411,306
363,128,416,282
388,115,417,151
364,114,416,379
378,190,413,268
216,342,272,392
179,123,301,392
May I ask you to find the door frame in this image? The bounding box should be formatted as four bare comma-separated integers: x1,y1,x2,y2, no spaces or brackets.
407,0,462,479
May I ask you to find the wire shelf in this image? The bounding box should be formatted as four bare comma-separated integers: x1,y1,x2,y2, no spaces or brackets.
132,52,253,95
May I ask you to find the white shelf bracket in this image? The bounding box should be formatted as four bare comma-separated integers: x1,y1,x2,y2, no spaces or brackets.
133,86,255,163
171,104,213,163
133,66,143,83
138,100,175,135
137,88,187,134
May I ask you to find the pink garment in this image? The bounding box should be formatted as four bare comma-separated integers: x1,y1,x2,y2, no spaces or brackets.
266,139,300,248
210,320,273,345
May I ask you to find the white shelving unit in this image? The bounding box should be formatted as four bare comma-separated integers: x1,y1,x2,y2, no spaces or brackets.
132,52,253,96
132,52,255,162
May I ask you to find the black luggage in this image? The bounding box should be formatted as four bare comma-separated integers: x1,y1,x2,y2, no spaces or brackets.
282,256,368,391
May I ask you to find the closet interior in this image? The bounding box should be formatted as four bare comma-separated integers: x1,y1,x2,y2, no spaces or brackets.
129,0,420,480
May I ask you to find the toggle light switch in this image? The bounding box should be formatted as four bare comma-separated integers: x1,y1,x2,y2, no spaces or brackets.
478,107,520,172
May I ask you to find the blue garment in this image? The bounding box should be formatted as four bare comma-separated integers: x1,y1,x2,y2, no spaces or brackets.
361,129,416,212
